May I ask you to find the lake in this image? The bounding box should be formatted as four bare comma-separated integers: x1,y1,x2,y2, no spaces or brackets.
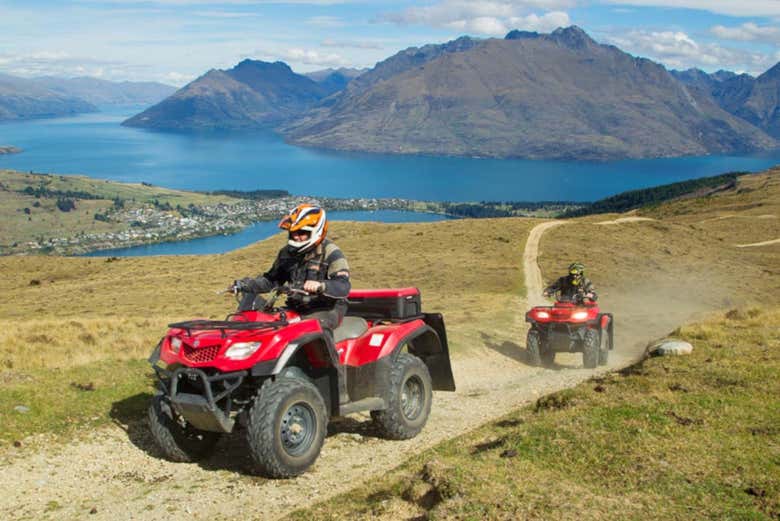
83,210,452,257
3,107,780,202
2,106,779,256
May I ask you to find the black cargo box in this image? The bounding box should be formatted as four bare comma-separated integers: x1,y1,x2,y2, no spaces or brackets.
346,288,422,319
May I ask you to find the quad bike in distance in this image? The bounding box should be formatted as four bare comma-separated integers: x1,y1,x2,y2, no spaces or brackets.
525,291,613,369
147,285,455,478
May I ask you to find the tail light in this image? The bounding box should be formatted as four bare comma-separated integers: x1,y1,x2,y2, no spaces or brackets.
535,310,550,319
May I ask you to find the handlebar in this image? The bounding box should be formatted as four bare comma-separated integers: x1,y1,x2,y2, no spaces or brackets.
543,289,597,304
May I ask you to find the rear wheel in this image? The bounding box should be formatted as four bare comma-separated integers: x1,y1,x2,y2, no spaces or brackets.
372,353,432,440
583,329,600,369
245,376,328,478
526,329,542,367
598,325,610,366
148,394,220,462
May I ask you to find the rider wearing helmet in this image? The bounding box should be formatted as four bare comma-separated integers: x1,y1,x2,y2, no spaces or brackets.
233,204,351,330
543,262,597,302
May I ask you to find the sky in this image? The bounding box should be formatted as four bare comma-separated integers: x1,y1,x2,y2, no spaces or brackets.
1,0,779,86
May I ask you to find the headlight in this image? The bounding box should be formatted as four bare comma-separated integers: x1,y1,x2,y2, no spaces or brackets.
170,336,182,354
572,311,588,320
224,341,262,360
536,311,550,319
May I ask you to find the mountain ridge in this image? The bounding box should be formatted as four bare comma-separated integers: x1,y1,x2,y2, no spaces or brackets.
123,60,327,130
284,26,776,160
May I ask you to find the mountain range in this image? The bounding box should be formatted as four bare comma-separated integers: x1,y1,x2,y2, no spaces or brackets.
117,27,779,159
0,73,97,121
0,73,175,121
285,27,775,160
672,66,780,139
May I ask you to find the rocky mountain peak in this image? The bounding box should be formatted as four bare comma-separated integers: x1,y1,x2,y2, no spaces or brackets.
550,25,596,50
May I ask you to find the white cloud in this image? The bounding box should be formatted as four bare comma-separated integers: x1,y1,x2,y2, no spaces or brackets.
0,51,126,77
608,30,776,74
94,0,352,4
599,1,780,17
192,10,257,18
711,23,780,44
381,1,573,36
321,39,384,50
278,48,349,67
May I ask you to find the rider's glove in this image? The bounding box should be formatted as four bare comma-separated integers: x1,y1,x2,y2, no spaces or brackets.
232,278,254,293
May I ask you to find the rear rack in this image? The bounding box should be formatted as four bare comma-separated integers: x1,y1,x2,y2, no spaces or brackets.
168,319,287,336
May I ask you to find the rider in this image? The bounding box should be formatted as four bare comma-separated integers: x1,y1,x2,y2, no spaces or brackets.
232,204,351,332
543,262,597,302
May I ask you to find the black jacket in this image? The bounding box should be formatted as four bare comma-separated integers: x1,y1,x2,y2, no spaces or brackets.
245,239,351,311
545,275,596,301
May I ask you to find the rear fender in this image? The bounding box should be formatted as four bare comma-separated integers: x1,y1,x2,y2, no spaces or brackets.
395,313,456,392
599,314,611,330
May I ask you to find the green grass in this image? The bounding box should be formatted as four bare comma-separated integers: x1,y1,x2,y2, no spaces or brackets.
0,359,154,447
287,307,780,520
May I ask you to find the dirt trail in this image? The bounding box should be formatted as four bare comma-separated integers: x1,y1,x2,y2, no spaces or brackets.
523,220,565,307
0,222,649,521
736,238,780,248
595,217,655,225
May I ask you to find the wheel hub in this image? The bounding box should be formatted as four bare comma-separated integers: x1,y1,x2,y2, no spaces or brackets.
401,376,424,421
281,403,316,456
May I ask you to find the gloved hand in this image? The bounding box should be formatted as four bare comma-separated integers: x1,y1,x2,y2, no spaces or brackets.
231,278,254,293
303,280,324,294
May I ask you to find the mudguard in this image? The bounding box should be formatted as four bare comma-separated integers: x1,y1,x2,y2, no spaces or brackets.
403,313,456,392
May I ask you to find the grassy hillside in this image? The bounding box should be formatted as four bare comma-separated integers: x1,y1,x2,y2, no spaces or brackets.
288,307,780,520
0,166,777,496
0,170,234,252
281,168,780,519
562,171,745,217
0,218,533,444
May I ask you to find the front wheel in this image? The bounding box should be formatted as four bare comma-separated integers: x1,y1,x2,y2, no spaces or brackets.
148,394,220,462
583,329,600,369
372,353,432,440
245,377,328,478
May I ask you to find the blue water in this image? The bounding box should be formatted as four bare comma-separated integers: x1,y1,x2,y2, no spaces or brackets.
83,210,451,257
3,107,779,202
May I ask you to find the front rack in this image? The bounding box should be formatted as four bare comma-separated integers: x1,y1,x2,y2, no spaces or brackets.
168,319,288,336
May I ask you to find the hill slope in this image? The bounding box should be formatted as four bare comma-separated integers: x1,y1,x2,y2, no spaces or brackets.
0,168,778,519
0,73,96,121
123,60,328,130
732,63,780,139
285,27,776,160
33,76,175,106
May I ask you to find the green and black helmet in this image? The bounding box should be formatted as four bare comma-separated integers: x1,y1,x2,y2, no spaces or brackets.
568,262,585,285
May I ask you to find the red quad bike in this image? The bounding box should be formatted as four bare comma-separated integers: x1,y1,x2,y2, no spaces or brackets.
147,285,455,478
525,293,614,369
